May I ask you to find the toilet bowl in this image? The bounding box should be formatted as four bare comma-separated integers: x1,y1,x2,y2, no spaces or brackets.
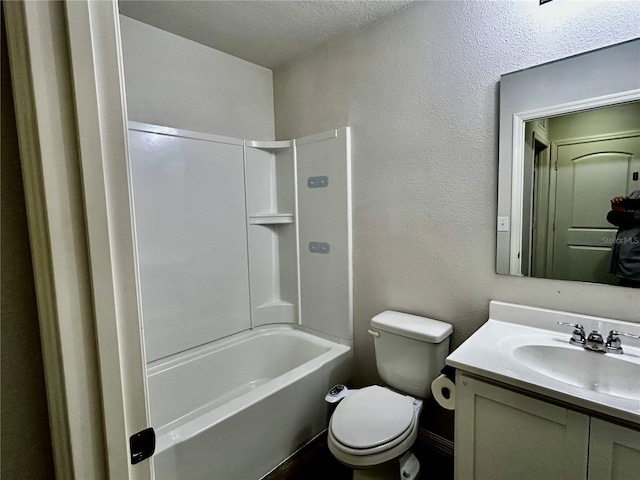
327,311,453,480
328,385,422,477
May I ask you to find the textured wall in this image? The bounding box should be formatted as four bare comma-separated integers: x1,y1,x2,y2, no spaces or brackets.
1,8,55,478
120,15,275,140
274,0,640,395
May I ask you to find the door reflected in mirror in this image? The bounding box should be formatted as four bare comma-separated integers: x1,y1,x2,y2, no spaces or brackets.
522,101,640,287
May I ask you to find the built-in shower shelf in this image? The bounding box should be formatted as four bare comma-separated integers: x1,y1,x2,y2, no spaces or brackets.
249,213,294,225
245,139,293,150
257,300,295,308
254,300,296,326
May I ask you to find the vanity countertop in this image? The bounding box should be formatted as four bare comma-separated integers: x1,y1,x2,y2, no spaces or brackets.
446,301,640,427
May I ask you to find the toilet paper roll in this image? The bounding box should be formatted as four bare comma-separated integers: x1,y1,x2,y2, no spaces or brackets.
431,374,455,410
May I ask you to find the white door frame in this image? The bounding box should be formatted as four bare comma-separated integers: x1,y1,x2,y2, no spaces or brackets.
65,1,152,478
509,89,640,275
4,1,152,478
529,131,550,277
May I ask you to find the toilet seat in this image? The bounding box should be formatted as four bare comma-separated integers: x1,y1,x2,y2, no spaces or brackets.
330,386,416,451
328,411,420,467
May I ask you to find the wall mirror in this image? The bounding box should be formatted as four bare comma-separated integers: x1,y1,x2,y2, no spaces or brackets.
496,38,640,287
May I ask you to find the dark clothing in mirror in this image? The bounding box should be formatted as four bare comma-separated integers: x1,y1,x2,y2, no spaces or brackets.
607,190,640,286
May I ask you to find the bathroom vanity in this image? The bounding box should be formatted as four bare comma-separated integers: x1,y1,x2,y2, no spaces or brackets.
447,301,640,480
480,38,640,480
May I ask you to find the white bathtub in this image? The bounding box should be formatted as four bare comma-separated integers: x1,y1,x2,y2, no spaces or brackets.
148,325,351,480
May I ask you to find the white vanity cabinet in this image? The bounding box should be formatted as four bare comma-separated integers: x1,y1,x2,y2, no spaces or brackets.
588,418,640,480
455,373,640,480
455,373,589,480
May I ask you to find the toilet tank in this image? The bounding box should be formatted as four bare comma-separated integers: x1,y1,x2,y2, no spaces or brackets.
370,311,453,398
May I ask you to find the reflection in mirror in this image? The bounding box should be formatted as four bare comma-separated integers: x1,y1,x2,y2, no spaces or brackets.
521,101,640,286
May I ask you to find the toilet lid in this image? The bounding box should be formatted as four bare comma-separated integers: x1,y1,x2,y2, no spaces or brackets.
331,386,415,449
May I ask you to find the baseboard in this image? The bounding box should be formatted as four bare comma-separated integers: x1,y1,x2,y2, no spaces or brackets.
416,427,454,459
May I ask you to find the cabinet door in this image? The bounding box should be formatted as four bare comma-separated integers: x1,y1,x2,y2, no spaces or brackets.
588,418,640,480
455,374,589,480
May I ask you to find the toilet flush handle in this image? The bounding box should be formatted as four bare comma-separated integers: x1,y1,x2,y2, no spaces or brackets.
368,329,380,338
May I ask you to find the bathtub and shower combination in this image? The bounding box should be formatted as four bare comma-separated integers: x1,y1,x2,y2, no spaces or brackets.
128,123,352,479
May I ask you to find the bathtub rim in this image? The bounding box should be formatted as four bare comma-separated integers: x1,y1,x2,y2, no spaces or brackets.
147,323,350,375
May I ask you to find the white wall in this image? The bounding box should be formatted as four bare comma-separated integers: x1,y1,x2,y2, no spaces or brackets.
120,15,274,140
273,1,640,387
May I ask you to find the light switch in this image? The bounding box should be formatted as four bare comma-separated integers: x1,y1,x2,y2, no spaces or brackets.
497,216,509,232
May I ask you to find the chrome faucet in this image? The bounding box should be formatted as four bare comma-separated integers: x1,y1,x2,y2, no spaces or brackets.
558,322,640,354
585,330,605,352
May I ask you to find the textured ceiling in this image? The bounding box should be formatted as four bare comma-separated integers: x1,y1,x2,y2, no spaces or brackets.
118,1,414,69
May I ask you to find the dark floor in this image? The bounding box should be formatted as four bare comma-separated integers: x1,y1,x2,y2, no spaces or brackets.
264,432,454,480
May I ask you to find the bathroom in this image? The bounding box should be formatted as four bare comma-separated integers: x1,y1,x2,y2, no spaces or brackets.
2,1,639,479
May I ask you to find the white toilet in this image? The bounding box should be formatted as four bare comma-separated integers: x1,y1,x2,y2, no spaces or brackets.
327,311,453,480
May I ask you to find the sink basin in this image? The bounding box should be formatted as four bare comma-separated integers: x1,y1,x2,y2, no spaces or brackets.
513,345,640,400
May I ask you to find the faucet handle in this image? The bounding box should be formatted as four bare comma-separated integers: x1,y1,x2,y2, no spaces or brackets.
605,330,640,354
557,322,586,346
557,322,584,330
610,330,640,340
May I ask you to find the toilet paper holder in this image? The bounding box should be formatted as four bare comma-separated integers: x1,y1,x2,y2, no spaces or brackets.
441,365,455,382
438,366,455,400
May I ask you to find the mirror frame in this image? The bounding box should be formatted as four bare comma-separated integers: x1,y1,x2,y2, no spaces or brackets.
497,39,640,276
